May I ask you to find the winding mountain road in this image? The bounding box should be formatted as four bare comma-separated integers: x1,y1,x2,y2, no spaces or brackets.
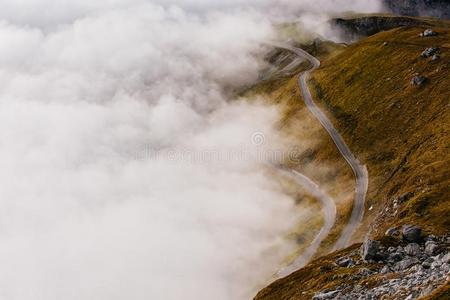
275,169,336,277
274,43,369,254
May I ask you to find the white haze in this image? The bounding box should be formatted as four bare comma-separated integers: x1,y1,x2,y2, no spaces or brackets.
0,1,382,300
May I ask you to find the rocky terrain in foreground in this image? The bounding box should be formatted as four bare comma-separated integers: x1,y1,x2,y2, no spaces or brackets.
255,226,449,300
314,227,449,300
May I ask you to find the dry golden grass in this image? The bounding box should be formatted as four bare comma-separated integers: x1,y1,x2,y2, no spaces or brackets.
253,20,450,300
311,24,450,238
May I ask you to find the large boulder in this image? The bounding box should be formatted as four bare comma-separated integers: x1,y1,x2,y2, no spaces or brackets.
402,225,423,243
361,239,380,261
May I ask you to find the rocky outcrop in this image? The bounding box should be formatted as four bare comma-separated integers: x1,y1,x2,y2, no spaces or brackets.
402,225,423,242
310,233,450,300
384,0,450,19
331,16,429,40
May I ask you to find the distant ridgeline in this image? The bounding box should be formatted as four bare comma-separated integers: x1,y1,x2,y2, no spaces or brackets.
385,0,450,19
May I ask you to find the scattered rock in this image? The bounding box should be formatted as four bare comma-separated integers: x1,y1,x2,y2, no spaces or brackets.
313,290,339,300
425,242,439,255
389,252,404,262
405,243,421,256
385,227,400,237
395,257,419,271
410,264,423,273
402,225,422,242
441,253,450,264
421,47,439,58
358,268,372,277
361,239,380,261
432,54,440,61
336,257,354,267
383,41,388,46
410,75,427,86
422,258,433,269
388,246,397,253
425,235,437,242
431,259,442,269
420,29,438,37
313,234,450,300
398,192,415,203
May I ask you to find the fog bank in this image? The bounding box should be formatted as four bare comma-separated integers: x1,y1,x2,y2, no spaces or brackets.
0,1,382,299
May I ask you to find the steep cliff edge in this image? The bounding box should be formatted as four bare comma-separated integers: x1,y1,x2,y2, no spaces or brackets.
384,0,450,19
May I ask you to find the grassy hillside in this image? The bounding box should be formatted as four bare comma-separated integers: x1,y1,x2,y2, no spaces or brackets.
310,24,450,238
253,20,450,300
242,40,357,259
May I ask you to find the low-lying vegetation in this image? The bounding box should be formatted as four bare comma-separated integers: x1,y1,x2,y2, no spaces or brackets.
253,16,450,299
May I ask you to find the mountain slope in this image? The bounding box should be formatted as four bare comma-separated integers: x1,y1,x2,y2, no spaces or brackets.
254,19,450,300
310,24,450,238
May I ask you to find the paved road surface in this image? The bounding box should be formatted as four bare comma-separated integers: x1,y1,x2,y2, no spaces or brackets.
275,169,336,277
274,43,369,252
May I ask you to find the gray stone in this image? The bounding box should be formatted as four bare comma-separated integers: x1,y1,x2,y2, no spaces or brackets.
358,268,373,277
432,54,440,61
441,253,450,264
405,243,421,256
410,264,424,273
336,257,354,267
313,290,339,300
361,239,380,261
390,252,404,262
411,75,427,86
425,235,437,242
431,260,442,269
422,257,433,269
425,242,439,255
421,47,439,58
422,29,437,37
385,227,400,237
402,225,422,242
395,257,419,271
381,265,391,274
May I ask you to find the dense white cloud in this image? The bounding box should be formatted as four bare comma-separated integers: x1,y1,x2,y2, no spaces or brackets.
0,1,382,300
